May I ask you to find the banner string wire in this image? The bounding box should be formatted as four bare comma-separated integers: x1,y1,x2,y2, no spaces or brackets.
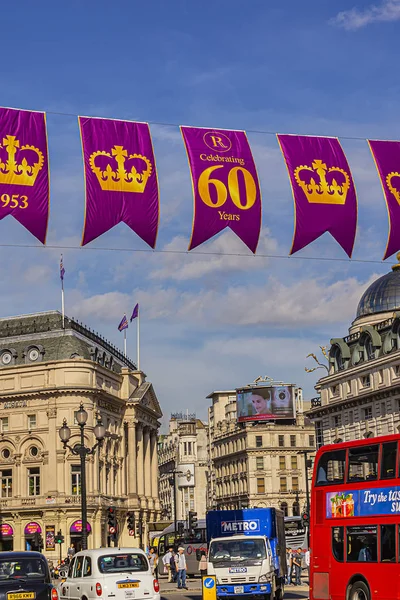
0,241,390,266
45,109,371,142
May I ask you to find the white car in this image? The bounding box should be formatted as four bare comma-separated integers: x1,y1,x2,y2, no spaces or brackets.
58,548,160,600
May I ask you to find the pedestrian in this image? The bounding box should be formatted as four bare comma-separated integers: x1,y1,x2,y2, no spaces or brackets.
148,547,158,579
163,546,174,582
292,548,302,586
67,543,75,558
170,549,177,583
305,548,310,584
286,549,293,585
175,547,188,590
199,551,207,578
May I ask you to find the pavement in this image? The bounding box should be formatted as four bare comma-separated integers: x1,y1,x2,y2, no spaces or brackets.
159,576,309,597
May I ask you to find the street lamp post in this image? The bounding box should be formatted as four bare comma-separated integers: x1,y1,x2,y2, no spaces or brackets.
168,469,184,545
59,404,106,550
298,450,312,546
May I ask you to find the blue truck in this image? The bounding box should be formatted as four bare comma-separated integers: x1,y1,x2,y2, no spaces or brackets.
206,508,286,600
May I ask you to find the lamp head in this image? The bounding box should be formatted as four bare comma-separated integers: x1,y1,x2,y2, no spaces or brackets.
59,419,71,444
76,403,88,426
94,418,106,442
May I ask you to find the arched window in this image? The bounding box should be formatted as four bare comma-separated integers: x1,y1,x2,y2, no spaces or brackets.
280,502,288,517
293,501,300,516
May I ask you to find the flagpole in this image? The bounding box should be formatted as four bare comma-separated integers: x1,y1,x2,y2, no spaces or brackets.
61,255,65,329
137,307,140,371
124,327,127,358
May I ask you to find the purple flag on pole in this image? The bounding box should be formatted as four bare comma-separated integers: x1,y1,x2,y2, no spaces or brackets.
118,315,128,331
368,140,400,259
0,107,49,243
277,134,357,257
181,126,262,252
130,303,139,322
79,117,159,247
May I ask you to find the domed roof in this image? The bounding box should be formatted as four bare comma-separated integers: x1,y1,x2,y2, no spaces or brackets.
357,256,400,318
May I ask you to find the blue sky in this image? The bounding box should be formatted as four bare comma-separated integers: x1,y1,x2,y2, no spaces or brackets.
1,0,400,425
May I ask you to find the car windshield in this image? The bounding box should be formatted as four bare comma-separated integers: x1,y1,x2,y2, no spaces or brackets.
98,554,148,574
0,558,47,580
209,539,267,564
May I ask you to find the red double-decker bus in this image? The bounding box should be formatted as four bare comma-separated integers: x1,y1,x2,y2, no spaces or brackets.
310,433,400,600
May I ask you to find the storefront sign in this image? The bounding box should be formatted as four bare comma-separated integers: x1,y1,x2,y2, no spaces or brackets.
45,525,55,551
0,523,13,537
24,522,42,535
327,485,400,518
70,520,91,533
2,400,28,409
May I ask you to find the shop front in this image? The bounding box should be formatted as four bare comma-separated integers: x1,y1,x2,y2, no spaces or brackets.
0,523,14,551
24,521,42,551
70,520,91,552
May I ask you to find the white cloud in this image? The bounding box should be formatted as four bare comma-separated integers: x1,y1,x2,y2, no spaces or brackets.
332,0,400,30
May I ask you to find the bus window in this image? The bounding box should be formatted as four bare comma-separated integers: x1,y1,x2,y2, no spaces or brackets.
381,441,397,479
346,526,377,562
315,450,346,486
381,525,396,562
348,445,378,482
332,527,344,562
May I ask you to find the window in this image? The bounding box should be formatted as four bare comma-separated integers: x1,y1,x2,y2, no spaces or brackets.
256,457,264,470
378,370,384,384
29,446,39,457
98,553,149,573
0,469,12,497
71,465,81,495
73,556,83,578
279,456,286,470
280,477,287,492
346,525,377,562
278,435,285,447
348,411,354,425
362,376,371,388
28,467,40,496
68,557,76,578
256,477,265,494
291,456,298,470
381,525,396,562
348,445,378,482
333,414,342,428
290,435,296,448
381,402,386,417
381,441,397,479
292,501,300,516
316,450,346,486
309,435,315,447
365,337,375,360
280,502,288,516
292,476,299,491
27,414,36,430
256,436,263,448
332,527,344,562
83,556,92,577
363,406,373,421
331,385,338,396
395,364,400,377
315,421,324,449
0,418,9,432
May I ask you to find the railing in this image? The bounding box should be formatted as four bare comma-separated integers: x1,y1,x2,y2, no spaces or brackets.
0,495,127,509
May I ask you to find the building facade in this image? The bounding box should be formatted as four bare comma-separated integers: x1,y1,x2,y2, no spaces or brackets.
307,259,400,446
158,414,208,523
207,388,315,517
0,311,162,557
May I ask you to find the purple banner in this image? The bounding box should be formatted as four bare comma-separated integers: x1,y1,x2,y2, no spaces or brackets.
79,117,159,247
277,134,357,257
70,520,91,533
181,127,261,252
368,140,400,259
0,107,49,243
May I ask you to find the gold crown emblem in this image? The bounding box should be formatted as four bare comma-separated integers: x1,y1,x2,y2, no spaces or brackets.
294,159,350,205
386,172,400,205
89,145,153,193
0,135,44,186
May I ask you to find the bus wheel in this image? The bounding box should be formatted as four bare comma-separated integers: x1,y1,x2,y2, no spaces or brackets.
349,581,370,600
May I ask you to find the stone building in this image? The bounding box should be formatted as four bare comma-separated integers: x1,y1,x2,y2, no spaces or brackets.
307,258,400,446
206,388,315,517
0,311,162,556
158,415,208,523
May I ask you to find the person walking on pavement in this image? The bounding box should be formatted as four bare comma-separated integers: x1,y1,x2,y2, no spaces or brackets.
67,544,75,558
176,547,188,590
170,549,177,583
163,546,173,582
199,551,207,578
148,547,158,579
292,548,302,586
286,549,293,585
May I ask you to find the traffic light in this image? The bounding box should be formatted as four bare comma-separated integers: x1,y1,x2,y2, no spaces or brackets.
127,512,135,531
107,506,117,540
188,511,198,532
33,532,43,550
55,530,65,544
177,522,184,536
301,511,309,528
135,519,141,537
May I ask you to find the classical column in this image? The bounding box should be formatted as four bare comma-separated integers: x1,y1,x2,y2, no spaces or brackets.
143,428,151,498
128,421,137,496
47,407,58,495
150,431,158,501
136,424,144,497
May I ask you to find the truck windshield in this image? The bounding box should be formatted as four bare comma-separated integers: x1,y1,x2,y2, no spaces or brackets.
209,539,267,564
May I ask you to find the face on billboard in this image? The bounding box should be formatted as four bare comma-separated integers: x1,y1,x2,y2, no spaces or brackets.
237,386,294,421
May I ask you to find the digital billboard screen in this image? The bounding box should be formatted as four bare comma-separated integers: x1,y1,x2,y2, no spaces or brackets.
237,385,295,422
